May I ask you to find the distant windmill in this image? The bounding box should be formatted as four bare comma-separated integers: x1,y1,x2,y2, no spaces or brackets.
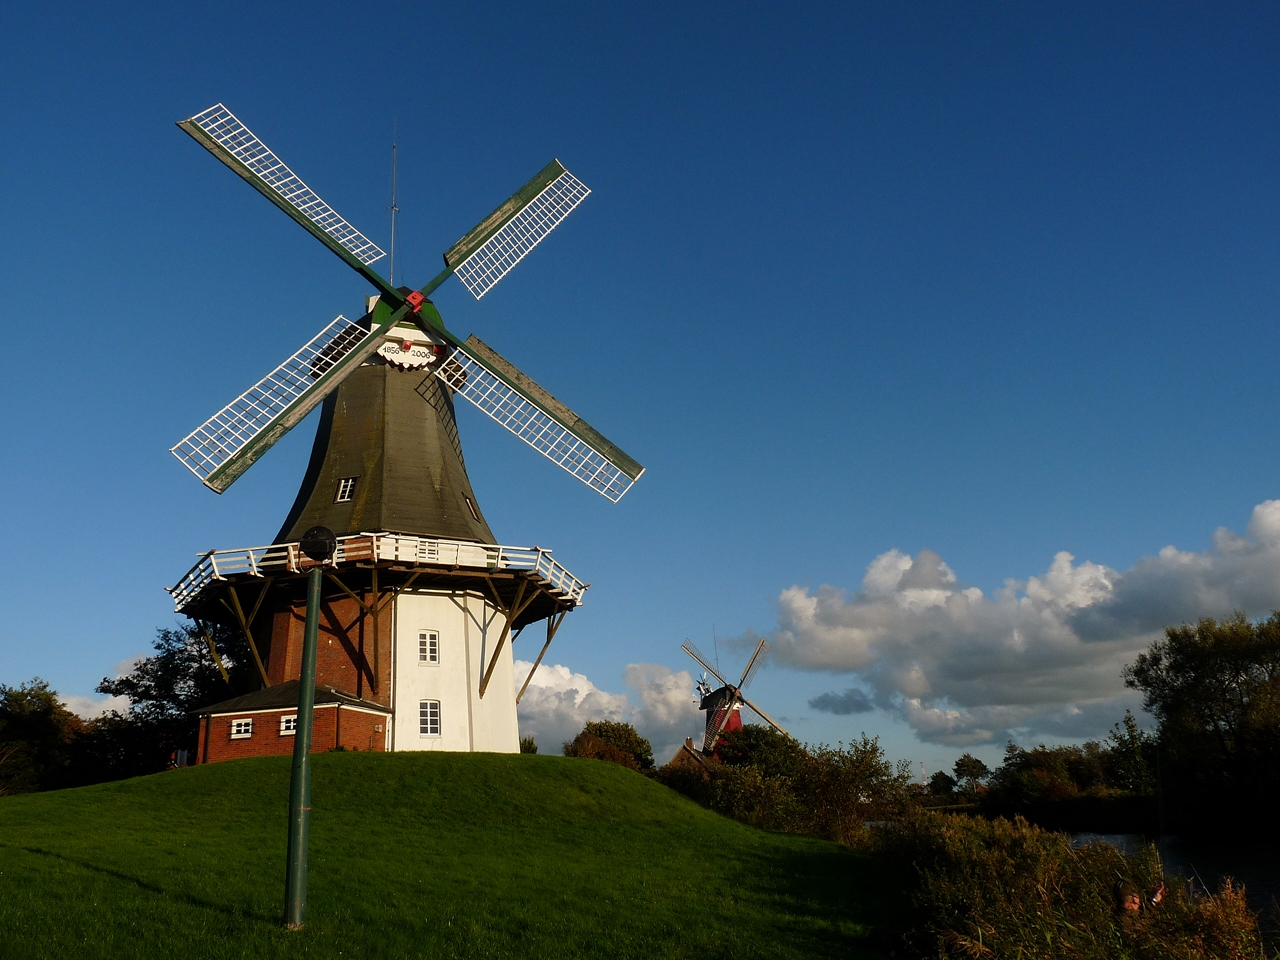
682,639,789,754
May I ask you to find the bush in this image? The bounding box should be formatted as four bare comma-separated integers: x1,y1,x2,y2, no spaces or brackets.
717,724,806,779
563,721,653,771
659,727,912,846
519,736,537,754
876,810,1265,959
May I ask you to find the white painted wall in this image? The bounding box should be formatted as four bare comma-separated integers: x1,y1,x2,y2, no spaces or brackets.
389,589,519,753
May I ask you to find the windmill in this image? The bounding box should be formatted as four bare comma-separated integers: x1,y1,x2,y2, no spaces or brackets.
681,639,790,754
166,104,641,763
169,103,643,503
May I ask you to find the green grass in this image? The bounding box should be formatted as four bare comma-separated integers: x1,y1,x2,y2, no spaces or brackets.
0,753,899,959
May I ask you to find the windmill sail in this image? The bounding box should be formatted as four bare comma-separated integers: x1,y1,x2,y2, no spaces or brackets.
444,160,590,300
741,696,790,738
178,104,398,301
682,641,727,686
435,336,643,502
171,316,382,492
738,639,770,692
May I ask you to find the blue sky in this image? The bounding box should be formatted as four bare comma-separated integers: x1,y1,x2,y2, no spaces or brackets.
1,2,1278,770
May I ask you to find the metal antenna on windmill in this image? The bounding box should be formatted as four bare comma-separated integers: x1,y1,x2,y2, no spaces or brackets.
388,120,399,287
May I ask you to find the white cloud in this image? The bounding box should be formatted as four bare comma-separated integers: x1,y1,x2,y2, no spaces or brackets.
514,661,627,752
60,694,129,719
771,499,1280,746
516,661,704,764
623,664,704,763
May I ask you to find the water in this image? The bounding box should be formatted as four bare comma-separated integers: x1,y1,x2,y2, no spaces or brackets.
1073,832,1280,922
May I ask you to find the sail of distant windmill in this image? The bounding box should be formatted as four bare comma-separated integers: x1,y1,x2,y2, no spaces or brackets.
682,639,789,754
165,103,643,764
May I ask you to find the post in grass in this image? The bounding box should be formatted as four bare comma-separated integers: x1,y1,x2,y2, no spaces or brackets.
284,526,337,930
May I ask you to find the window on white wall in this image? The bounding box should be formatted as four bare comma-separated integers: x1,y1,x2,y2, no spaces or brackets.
418,630,439,664
280,715,297,735
419,699,441,736
230,718,253,739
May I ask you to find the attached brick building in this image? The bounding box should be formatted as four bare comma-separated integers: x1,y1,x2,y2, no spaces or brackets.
195,680,392,763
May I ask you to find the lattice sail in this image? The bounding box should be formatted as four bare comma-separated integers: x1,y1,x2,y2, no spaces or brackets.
704,700,735,753
739,639,769,692
183,104,386,265
171,316,373,491
435,341,642,502
446,162,590,300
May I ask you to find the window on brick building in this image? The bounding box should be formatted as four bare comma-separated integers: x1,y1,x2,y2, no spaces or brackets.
231,718,253,739
280,715,297,735
419,699,441,736
418,630,439,664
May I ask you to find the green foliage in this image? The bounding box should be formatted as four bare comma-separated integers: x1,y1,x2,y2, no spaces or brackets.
1106,709,1158,794
82,622,257,783
563,721,654,771
519,735,538,754
953,752,989,793
928,770,958,797
1125,611,1280,829
717,723,807,779
876,810,1266,959
987,741,1105,805
661,727,913,846
979,715,1159,830
0,679,83,795
97,622,256,722
0,752,898,959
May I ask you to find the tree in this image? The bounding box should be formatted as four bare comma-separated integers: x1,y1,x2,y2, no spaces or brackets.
519,736,538,754
1103,710,1156,794
927,770,957,797
953,753,989,794
0,679,83,794
84,622,257,781
1124,612,1280,828
97,622,256,722
563,721,654,771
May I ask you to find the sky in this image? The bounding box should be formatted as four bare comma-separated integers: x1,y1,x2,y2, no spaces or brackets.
1,2,1278,771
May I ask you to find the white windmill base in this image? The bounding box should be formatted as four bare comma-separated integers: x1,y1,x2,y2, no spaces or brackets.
173,532,582,762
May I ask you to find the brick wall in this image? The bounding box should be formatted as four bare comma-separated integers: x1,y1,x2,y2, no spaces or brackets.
267,590,392,705
199,705,387,764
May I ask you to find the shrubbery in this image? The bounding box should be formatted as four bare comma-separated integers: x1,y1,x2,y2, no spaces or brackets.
562,721,654,771
659,725,913,845
876,810,1265,959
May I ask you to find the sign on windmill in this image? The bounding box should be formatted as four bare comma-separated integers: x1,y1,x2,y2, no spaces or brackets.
682,639,790,755
169,103,644,503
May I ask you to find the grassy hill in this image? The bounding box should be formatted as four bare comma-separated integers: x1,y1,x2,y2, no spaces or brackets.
0,753,900,959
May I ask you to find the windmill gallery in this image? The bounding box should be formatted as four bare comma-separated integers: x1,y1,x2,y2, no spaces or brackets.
165,104,644,764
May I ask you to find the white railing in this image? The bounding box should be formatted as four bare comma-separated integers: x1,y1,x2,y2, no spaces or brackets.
166,532,588,610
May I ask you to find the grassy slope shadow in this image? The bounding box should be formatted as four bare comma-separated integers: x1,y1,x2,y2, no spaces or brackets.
0,753,900,960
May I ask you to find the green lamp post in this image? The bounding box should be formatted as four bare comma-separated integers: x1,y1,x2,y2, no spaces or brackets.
284,525,336,930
